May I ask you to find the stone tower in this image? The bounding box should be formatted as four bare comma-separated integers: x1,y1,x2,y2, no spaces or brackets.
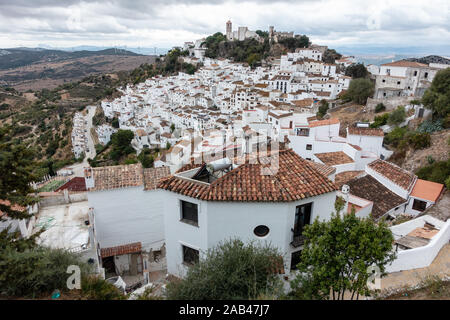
269,26,274,42
226,20,232,40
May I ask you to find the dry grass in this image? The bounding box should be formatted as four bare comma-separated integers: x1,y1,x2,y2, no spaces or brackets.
384,277,450,300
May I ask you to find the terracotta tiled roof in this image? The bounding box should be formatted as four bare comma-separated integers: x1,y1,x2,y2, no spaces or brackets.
334,170,364,189
368,159,416,191
410,179,444,202
381,60,428,68
346,175,406,219
347,143,362,151
306,160,336,177
347,127,384,136
87,163,144,191
292,99,314,108
309,118,339,128
316,151,354,166
55,177,87,192
100,242,142,258
143,167,171,191
158,149,337,202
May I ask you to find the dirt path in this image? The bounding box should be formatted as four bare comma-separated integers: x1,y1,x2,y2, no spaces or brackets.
379,244,450,295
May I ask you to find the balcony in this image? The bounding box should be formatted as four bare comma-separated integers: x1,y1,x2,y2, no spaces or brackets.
291,229,306,248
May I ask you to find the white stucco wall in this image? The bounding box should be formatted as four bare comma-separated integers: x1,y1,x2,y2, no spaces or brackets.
387,216,450,273
88,187,165,252
163,190,337,278
404,196,434,216
347,134,383,157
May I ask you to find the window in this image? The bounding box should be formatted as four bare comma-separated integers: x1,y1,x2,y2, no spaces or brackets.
181,200,198,225
294,203,312,237
397,81,401,85
296,128,310,136
290,250,302,270
182,245,199,265
254,225,270,237
412,199,427,212
414,70,418,76
306,144,312,150
424,72,428,79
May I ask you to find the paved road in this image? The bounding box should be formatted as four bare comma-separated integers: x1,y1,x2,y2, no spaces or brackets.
67,105,97,177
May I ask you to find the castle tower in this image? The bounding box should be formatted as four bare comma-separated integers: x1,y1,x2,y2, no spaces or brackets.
226,20,232,40
269,26,274,42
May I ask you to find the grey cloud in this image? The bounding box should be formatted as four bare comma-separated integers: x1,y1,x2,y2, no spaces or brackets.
0,0,447,51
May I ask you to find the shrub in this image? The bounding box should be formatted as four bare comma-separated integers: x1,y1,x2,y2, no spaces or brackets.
371,113,389,128
384,127,407,147
415,159,450,185
406,131,431,150
81,276,125,300
375,103,386,113
165,239,283,300
417,119,443,133
387,106,406,126
0,246,92,297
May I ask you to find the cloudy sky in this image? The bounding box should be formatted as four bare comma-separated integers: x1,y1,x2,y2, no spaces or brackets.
0,0,449,54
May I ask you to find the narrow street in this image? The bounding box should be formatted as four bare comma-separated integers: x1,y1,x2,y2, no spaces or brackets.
67,105,97,177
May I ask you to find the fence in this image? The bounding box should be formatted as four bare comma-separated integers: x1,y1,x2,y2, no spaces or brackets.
38,190,88,208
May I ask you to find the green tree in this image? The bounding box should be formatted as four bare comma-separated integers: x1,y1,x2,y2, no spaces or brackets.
316,100,329,119
345,63,369,79
290,211,396,300
344,78,375,105
247,53,261,68
138,148,154,168
111,117,119,128
0,126,38,221
387,106,406,126
166,239,283,300
422,68,450,119
109,129,135,161
323,49,342,64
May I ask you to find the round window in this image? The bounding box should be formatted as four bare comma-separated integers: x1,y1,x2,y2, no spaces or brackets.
253,225,270,237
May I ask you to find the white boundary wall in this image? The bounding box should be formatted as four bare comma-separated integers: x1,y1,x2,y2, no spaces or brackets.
386,216,450,273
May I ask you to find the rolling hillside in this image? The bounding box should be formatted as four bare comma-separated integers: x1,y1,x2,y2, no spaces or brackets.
0,48,156,91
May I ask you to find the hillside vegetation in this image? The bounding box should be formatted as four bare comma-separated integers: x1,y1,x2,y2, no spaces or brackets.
0,48,156,91
202,32,312,68
0,48,198,177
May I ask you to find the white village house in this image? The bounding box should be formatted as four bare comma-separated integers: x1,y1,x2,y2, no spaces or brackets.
156,149,338,278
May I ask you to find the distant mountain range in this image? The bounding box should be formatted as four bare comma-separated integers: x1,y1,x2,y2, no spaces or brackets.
0,47,143,70
0,47,156,91
405,55,450,65
36,44,170,56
